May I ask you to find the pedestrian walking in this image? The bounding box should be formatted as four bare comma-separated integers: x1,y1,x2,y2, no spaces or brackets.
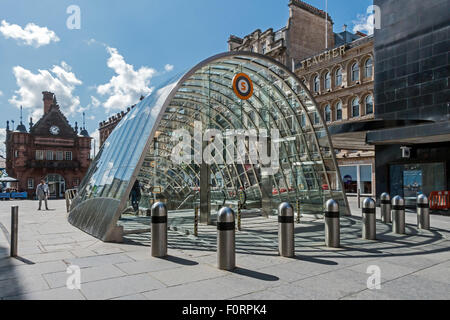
36,179,49,210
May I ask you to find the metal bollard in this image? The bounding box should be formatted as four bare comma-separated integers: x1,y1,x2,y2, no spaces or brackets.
392,196,405,234
362,198,376,240
194,206,199,237
11,206,18,257
380,193,391,223
296,199,301,224
237,201,242,231
217,207,235,271
278,203,295,257
417,194,430,230
324,199,340,248
151,202,168,257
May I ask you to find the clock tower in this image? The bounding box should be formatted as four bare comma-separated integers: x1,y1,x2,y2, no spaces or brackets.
4,91,92,199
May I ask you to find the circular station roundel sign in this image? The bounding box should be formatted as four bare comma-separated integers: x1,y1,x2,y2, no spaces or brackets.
232,73,253,100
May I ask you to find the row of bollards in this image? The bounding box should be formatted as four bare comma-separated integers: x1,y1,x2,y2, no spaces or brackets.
150,192,431,270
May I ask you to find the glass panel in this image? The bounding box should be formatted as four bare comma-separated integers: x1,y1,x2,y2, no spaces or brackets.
360,165,372,194
341,166,357,194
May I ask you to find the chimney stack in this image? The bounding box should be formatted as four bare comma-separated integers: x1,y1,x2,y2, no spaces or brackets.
42,91,54,114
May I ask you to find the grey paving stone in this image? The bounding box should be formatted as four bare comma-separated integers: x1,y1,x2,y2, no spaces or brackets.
5,287,86,300
230,289,289,300
21,251,75,263
0,275,49,298
112,293,148,300
64,253,134,268
115,258,183,275
43,264,127,289
0,260,67,281
81,274,165,300
143,278,242,300
149,265,227,287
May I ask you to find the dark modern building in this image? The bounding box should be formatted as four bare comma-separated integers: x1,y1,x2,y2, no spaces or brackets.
369,0,449,204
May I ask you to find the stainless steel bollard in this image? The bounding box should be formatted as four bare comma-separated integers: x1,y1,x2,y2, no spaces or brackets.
324,199,340,248
296,199,301,224
11,206,18,257
417,194,430,230
392,196,405,234
362,198,376,240
217,207,235,270
151,202,168,257
380,193,391,223
278,203,294,258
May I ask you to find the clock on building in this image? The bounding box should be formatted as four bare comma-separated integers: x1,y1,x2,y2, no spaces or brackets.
49,125,60,135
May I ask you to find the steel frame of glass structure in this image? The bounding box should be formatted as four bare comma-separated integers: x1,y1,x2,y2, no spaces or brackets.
69,52,349,242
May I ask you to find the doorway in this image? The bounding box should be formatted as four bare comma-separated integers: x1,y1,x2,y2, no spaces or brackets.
45,174,66,199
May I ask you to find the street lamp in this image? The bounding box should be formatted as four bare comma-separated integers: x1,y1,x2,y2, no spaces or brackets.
153,131,161,202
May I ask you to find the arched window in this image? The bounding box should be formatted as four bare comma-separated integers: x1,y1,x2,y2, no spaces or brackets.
351,62,359,82
324,105,331,122
365,57,373,78
324,72,331,90
352,97,360,117
365,95,374,114
336,101,343,120
313,75,320,92
335,67,342,86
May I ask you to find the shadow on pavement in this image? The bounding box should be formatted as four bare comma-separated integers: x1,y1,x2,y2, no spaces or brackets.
232,267,279,281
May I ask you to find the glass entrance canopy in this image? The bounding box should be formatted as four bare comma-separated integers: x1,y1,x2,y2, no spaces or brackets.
69,52,349,242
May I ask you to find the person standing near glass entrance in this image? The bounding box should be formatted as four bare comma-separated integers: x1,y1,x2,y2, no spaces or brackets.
36,179,49,210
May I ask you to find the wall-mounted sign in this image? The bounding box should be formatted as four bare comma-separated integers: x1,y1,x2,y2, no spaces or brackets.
298,45,346,70
232,73,253,100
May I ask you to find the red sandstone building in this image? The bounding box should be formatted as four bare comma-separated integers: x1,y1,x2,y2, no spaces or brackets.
5,92,92,199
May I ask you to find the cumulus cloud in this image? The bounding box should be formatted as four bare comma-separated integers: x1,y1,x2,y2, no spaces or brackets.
9,61,83,120
96,47,155,111
0,20,60,47
164,64,174,72
352,12,374,35
90,129,100,158
0,90,3,96
89,95,101,108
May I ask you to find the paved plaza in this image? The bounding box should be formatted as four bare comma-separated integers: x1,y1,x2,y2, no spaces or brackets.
0,198,449,300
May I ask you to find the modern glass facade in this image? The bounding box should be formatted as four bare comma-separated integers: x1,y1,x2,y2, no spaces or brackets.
69,52,348,242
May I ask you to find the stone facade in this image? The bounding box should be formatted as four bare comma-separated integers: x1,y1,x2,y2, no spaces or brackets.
228,0,375,195
4,92,92,198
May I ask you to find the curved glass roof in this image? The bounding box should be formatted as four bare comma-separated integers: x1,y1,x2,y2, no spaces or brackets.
69,52,349,242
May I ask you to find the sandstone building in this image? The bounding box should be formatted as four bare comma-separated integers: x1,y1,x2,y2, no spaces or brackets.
4,92,92,198
229,0,375,196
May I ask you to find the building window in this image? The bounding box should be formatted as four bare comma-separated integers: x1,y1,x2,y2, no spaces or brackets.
56,151,63,161
73,178,80,187
352,97,360,117
324,72,331,90
36,150,44,160
340,164,373,194
300,113,306,127
335,67,343,86
324,105,331,122
46,150,54,160
365,57,373,78
351,62,359,82
14,150,19,158
313,75,320,92
336,101,343,121
262,43,267,54
365,95,374,115
313,111,320,125
27,178,34,189
65,151,72,161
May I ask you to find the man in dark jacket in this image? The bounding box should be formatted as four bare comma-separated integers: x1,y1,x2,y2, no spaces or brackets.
130,179,142,213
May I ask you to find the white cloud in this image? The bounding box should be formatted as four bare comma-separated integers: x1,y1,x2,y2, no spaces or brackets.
89,95,101,108
0,90,3,96
96,47,155,111
352,12,374,35
9,61,83,120
164,64,174,72
0,20,60,47
0,128,6,157
90,129,100,158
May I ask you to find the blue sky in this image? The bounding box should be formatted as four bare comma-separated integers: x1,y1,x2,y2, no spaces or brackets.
0,0,373,153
